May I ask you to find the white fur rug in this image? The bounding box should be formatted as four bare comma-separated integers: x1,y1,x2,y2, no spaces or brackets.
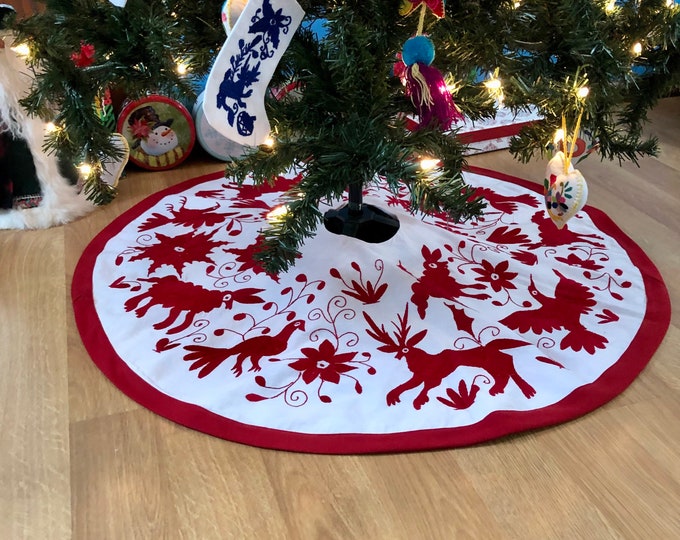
0,32,96,230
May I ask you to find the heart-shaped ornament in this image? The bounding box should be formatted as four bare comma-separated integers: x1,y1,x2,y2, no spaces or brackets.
544,151,588,229
99,133,130,188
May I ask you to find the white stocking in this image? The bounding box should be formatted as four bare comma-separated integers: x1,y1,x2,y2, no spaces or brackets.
203,0,304,147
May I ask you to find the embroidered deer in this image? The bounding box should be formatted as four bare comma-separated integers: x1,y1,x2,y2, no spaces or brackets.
364,306,535,410
398,246,490,319
124,275,265,334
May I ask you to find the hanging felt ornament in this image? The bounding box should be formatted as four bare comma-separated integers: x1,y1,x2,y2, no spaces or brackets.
543,152,588,229
401,34,463,131
543,112,589,229
94,88,117,132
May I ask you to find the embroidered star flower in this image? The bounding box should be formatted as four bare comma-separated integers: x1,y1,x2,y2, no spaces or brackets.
128,230,229,276
248,0,290,51
288,340,358,384
473,259,518,292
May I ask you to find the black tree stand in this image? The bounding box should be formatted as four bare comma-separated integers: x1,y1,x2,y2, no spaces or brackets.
323,182,400,243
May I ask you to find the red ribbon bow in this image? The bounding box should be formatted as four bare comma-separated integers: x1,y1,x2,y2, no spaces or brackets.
400,0,445,19
70,41,96,68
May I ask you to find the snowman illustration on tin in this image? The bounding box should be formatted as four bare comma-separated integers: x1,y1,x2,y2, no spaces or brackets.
127,105,184,168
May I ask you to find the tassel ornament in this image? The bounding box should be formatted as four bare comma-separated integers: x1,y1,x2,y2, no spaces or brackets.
404,61,463,130
401,35,462,131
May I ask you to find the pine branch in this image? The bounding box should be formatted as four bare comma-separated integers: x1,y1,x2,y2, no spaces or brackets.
6,0,679,270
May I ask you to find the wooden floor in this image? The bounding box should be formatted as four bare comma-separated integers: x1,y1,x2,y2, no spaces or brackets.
1,98,678,539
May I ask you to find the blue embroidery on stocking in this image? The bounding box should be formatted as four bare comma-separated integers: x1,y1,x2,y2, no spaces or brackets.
215,0,294,137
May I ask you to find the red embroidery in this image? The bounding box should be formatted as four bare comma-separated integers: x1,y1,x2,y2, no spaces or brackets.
364,306,535,410
500,270,608,353
123,275,264,334
103,172,632,413
184,319,306,377
398,245,490,319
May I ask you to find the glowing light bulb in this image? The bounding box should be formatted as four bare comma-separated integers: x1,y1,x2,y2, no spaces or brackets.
45,122,58,133
666,0,675,7
632,42,642,56
263,136,275,148
484,74,504,105
420,158,440,171
605,0,617,12
577,86,590,99
484,78,502,91
11,43,31,57
78,163,93,177
266,204,289,223
554,128,565,146
513,1,521,8
176,62,189,75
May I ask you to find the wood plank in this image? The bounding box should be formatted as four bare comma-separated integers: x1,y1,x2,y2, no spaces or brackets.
0,229,71,540
70,410,181,539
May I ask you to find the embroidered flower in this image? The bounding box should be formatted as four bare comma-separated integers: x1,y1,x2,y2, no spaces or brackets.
128,230,230,276
288,339,357,384
472,259,518,292
248,0,291,52
544,175,573,214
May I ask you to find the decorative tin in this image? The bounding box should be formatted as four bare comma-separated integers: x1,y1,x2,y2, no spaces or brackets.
117,95,195,171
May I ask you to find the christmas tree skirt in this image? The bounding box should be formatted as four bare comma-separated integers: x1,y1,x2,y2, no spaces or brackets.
72,168,670,453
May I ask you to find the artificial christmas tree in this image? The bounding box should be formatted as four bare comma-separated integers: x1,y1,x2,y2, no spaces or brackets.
7,0,680,269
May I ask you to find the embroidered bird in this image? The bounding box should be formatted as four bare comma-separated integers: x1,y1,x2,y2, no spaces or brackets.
248,0,291,51
499,270,608,354
529,210,605,249
472,186,539,214
183,319,306,377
